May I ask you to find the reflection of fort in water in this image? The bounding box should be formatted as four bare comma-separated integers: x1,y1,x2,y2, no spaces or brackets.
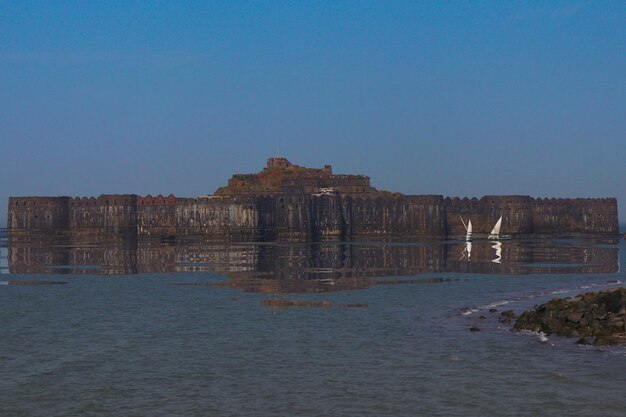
7,233,620,293
6,158,620,292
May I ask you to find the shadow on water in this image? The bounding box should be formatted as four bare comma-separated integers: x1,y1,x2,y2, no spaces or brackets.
1,228,620,293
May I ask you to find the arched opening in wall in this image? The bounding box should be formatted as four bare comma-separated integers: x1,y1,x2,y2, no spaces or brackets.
46,215,50,219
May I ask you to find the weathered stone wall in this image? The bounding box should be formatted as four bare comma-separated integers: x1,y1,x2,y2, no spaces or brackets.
7,194,619,240
69,194,138,235
9,195,138,238
347,195,446,239
69,197,101,230
8,197,70,232
279,176,372,194
216,158,378,196
97,194,138,234
444,195,533,236
531,197,618,235
137,194,177,236
174,196,266,240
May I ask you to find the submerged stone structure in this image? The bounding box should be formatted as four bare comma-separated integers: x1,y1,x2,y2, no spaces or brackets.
7,157,619,241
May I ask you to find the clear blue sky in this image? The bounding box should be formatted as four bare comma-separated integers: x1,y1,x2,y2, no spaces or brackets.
1,1,624,226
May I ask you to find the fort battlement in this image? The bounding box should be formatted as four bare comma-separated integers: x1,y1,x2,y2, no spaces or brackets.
7,158,620,241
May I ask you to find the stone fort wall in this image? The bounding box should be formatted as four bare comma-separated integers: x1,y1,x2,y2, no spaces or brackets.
7,194,619,240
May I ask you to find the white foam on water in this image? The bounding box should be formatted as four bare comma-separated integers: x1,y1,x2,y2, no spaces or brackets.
461,308,477,316
579,284,600,290
516,329,554,345
480,300,511,309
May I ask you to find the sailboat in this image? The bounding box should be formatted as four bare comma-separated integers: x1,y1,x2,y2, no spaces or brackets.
488,216,511,240
460,217,472,241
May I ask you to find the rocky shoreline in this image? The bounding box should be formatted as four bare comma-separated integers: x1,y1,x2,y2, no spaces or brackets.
512,288,626,346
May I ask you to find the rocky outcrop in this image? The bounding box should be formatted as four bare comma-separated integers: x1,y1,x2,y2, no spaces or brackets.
513,288,626,345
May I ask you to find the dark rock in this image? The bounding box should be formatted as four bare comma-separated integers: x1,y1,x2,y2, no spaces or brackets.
499,310,516,323
513,288,626,345
566,312,582,323
500,310,515,318
469,326,481,332
478,315,486,320
575,337,591,345
593,336,619,346
489,308,498,313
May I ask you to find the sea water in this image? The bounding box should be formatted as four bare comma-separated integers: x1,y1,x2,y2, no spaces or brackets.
1,231,625,417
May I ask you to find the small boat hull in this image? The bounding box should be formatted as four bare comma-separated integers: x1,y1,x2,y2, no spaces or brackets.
488,234,512,241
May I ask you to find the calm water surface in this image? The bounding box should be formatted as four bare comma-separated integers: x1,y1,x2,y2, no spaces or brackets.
1,230,625,416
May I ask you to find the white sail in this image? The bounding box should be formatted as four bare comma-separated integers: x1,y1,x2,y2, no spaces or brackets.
466,220,472,241
489,216,502,236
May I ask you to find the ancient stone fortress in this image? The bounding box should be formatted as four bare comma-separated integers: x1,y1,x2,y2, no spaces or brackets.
7,157,619,241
